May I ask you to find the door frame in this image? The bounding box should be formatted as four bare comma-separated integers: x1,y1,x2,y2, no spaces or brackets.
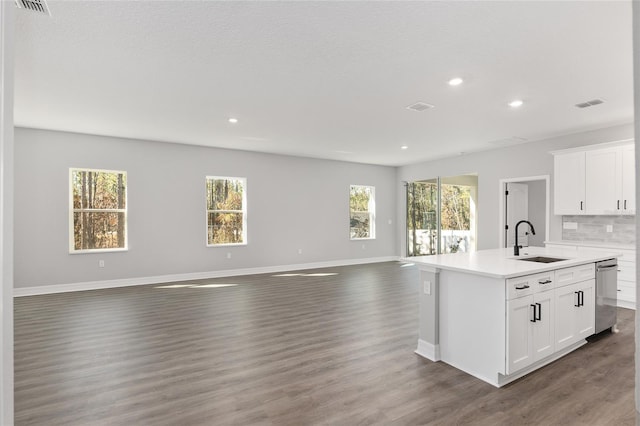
498,175,550,249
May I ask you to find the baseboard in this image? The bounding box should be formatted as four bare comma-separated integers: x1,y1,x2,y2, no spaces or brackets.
14,256,400,297
415,339,440,362
617,299,636,310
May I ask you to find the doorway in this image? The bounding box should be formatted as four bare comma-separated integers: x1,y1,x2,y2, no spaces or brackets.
499,176,550,249
406,174,478,256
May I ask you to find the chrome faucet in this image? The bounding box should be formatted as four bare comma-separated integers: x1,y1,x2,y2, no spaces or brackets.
514,220,536,256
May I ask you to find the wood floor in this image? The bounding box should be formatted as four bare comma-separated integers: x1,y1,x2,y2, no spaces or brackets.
14,262,636,425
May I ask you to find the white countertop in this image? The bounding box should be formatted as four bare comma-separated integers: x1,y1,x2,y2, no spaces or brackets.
407,246,622,279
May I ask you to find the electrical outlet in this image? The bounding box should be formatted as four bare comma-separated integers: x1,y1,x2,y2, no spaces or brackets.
423,281,431,295
606,225,613,233
388,219,392,225
99,260,105,268
227,252,232,259
298,248,303,255
362,244,366,250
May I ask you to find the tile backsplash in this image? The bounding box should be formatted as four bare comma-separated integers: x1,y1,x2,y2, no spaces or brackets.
562,215,636,244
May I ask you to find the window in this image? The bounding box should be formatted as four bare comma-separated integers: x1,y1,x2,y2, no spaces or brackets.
70,168,127,252
350,185,375,239
206,176,247,245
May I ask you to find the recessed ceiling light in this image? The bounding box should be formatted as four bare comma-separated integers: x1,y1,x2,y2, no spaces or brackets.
228,118,238,123
448,77,463,86
401,145,409,150
508,100,524,108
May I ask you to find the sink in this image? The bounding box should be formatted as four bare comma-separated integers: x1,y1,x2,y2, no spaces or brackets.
515,256,567,263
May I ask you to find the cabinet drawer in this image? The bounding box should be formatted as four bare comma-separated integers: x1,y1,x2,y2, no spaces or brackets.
506,271,555,300
617,284,636,303
618,260,635,282
555,264,595,287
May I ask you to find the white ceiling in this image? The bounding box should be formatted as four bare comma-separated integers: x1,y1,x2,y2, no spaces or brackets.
14,0,634,167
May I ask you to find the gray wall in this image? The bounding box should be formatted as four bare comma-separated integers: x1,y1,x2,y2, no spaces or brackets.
0,1,14,423
14,128,398,288
397,123,635,254
527,180,546,247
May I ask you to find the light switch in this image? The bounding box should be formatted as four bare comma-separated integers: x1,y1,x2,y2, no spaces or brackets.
606,225,613,233
423,281,431,295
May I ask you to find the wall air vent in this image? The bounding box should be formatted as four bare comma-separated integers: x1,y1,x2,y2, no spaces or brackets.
15,0,50,15
406,102,435,112
575,98,605,109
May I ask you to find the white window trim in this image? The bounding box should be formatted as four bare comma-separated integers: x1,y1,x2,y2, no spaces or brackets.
206,176,248,247
350,184,376,240
69,168,128,253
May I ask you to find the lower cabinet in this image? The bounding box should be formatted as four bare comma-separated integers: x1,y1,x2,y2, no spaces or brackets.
506,264,595,375
555,280,595,351
507,290,554,374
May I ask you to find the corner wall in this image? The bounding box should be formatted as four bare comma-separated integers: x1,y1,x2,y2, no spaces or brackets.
14,128,398,290
0,1,14,423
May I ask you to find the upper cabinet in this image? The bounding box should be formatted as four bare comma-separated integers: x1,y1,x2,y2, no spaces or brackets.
554,152,586,215
552,140,635,216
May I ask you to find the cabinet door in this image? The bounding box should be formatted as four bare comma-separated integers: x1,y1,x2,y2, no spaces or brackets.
585,148,620,215
532,291,555,362
554,152,585,215
506,295,534,374
575,280,595,339
555,282,580,352
621,144,635,214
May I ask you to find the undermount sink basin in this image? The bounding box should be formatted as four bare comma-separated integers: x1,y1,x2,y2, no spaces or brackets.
515,256,567,263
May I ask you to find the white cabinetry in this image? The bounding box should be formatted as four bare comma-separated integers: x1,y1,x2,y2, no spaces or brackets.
506,272,555,374
585,147,619,215
545,242,636,309
506,264,594,375
553,152,586,215
621,144,636,214
616,249,636,309
555,279,595,351
552,141,635,215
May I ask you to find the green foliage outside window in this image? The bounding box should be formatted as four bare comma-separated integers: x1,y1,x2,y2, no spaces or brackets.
350,185,375,239
206,177,246,245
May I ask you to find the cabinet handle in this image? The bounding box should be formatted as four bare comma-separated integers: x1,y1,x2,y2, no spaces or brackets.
535,302,542,321
624,200,627,210
530,304,537,322
538,280,552,285
617,200,620,210
580,201,583,211
515,284,530,290
574,291,580,307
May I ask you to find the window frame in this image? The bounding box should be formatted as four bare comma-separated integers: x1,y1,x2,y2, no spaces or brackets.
349,184,376,240
206,176,248,247
69,167,128,254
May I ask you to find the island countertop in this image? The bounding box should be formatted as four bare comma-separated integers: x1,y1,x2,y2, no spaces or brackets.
406,246,621,279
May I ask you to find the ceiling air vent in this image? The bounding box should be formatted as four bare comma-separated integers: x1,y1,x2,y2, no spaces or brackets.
15,0,50,15
406,102,435,112
575,98,605,109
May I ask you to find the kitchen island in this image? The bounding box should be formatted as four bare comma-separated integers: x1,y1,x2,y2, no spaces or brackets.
410,246,620,387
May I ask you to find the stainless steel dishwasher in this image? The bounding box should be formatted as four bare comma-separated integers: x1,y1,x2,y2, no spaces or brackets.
595,258,618,334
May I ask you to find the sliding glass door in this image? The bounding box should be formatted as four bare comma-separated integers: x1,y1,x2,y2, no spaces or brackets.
406,174,477,257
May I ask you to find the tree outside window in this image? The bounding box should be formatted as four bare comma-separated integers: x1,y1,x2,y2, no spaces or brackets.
70,169,127,252
206,177,247,245
350,185,375,239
